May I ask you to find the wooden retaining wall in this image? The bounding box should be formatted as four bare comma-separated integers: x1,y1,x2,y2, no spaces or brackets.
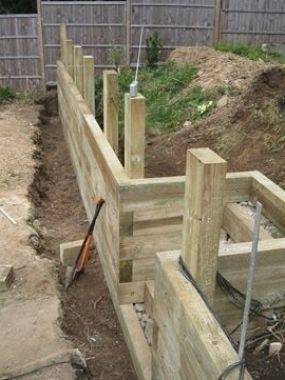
57,29,285,380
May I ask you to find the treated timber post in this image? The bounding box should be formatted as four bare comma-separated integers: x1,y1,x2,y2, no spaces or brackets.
83,56,95,115
65,40,74,79
60,23,67,64
103,70,118,153
181,148,227,303
124,93,145,179
213,0,223,43
74,45,83,95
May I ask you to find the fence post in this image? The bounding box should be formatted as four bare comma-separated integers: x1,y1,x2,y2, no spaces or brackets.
60,23,67,63
213,0,223,43
74,45,83,95
181,148,227,304
104,70,118,154
126,0,132,66
65,40,74,79
37,0,45,88
83,56,95,115
124,93,145,179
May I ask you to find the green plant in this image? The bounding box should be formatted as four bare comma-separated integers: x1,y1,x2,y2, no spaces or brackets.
0,87,16,104
214,42,285,64
108,44,125,72
95,61,227,134
145,32,163,68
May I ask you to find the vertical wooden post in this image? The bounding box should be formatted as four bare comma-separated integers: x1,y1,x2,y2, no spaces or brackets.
181,148,227,303
60,23,67,63
73,45,83,95
213,0,223,43
126,0,132,66
103,70,118,154
124,93,145,179
83,56,95,115
65,39,74,79
37,0,45,88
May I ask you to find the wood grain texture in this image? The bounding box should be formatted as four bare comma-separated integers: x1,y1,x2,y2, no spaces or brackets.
181,148,227,303
57,59,128,304
120,304,151,380
0,14,41,90
223,202,273,242
83,55,95,115
73,45,83,95
65,39,74,79
153,251,252,380
124,93,145,179
251,171,285,233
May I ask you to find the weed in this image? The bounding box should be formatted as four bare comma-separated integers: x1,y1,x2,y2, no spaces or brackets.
214,42,285,64
108,44,125,72
0,87,16,104
145,32,163,68
94,61,227,133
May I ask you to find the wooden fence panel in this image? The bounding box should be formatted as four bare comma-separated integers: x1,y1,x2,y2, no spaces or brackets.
0,14,41,90
41,1,127,82
131,0,215,63
221,0,285,43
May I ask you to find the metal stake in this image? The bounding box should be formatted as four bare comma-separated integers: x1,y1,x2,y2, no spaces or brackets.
0,206,17,225
238,201,262,379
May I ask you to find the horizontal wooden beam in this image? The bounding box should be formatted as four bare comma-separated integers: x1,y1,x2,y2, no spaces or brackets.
153,251,252,380
251,171,285,233
119,172,253,212
223,203,273,242
119,305,151,380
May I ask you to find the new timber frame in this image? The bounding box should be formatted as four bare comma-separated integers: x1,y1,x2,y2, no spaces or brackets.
57,25,285,380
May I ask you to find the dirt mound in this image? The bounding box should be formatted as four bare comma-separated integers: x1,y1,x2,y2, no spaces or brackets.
169,47,265,90
146,66,285,186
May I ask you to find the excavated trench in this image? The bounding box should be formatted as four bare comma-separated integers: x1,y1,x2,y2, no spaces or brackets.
28,91,137,380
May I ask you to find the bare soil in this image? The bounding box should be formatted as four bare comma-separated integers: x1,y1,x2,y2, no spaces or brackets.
0,102,76,379
31,94,136,379
146,66,285,188
170,46,265,90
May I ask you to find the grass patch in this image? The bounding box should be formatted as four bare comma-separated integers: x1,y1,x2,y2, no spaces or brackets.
0,87,16,104
214,42,285,64
95,61,226,133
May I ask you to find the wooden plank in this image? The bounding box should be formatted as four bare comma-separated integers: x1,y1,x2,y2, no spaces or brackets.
153,251,252,380
103,70,119,153
251,171,285,233
132,258,156,281
120,304,151,380
223,203,273,242
119,280,147,304
57,60,126,305
59,23,67,64
118,172,253,212
120,232,182,260
218,238,285,306
57,61,127,186
83,55,95,114
181,148,227,303
65,39,74,79
73,45,83,95
144,281,154,318
124,93,145,179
